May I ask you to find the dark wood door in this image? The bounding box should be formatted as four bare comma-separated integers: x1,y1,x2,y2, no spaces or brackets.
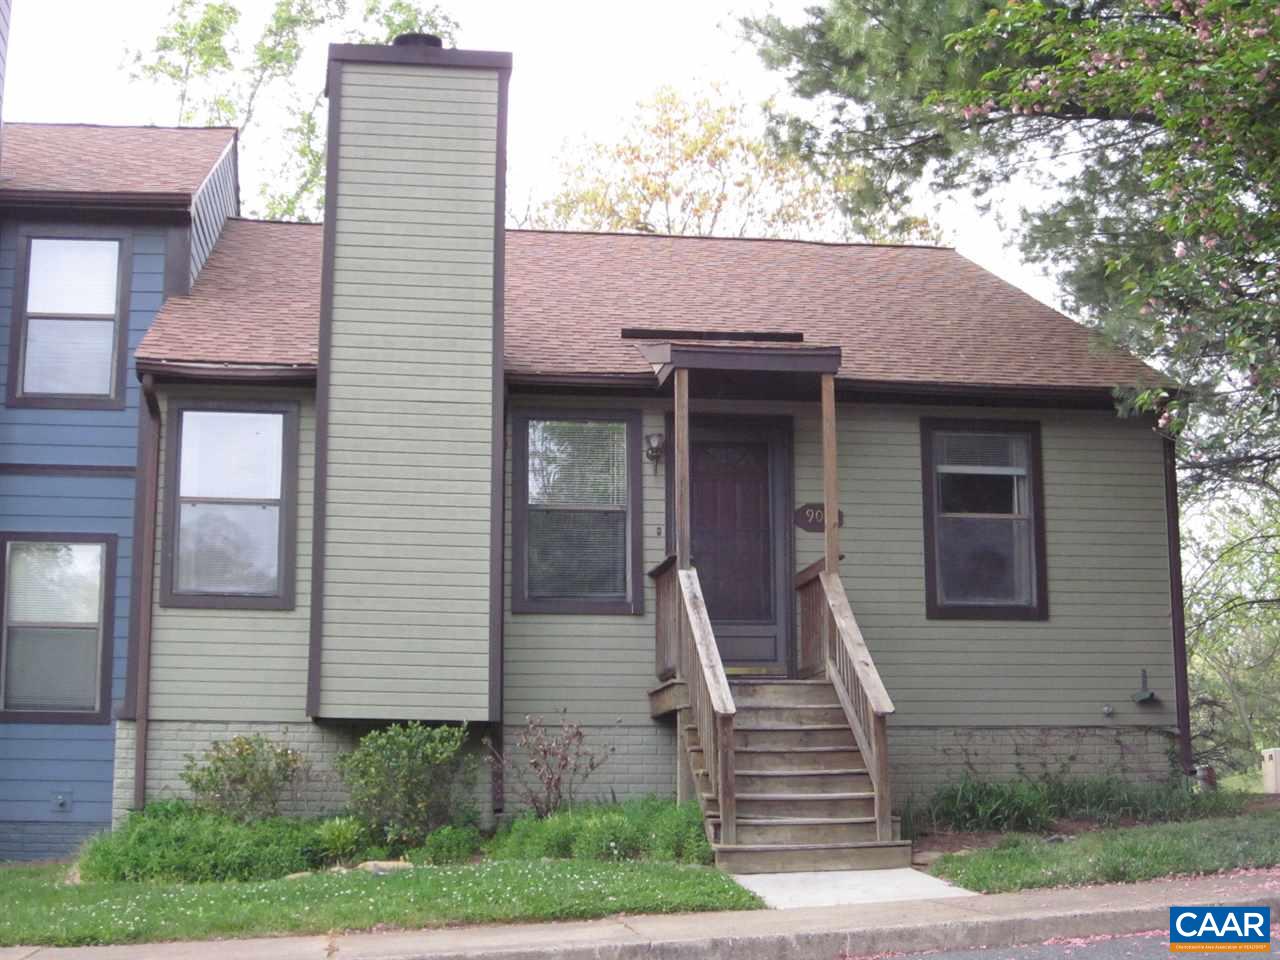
686,418,792,674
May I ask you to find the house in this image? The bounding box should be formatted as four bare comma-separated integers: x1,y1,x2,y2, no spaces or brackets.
0,30,1190,872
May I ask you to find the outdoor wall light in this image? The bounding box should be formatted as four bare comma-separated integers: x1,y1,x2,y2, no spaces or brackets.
645,433,665,473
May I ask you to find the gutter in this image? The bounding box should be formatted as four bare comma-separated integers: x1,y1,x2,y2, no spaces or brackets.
1164,436,1195,775
120,374,162,808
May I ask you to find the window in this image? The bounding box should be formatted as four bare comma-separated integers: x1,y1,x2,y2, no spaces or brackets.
0,534,114,723
161,402,299,609
512,410,643,614
8,229,130,408
920,419,1047,620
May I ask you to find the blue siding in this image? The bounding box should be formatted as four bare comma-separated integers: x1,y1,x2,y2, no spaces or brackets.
0,221,170,857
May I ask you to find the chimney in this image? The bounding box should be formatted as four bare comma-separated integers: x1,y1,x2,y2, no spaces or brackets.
0,0,10,170
307,38,512,723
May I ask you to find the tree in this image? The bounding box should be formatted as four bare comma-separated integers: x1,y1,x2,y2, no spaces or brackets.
1185,499,1280,772
746,1,1280,498
130,0,458,220
522,85,938,242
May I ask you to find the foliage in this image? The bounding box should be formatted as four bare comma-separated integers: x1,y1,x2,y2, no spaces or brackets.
180,733,307,821
486,712,611,818
489,798,712,866
521,85,937,242
1184,499,1280,771
129,0,459,219
747,0,1280,498
315,815,367,865
407,825,482,865
569,811,648,862
1,859,760,947
78,800,324,882
336,721,478,852
919,774,1245,833
933,809,1280,892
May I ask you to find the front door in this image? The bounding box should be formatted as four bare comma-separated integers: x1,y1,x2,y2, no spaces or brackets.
684,417,792,675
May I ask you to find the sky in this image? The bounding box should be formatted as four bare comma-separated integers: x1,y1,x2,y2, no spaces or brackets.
3,0,1063,309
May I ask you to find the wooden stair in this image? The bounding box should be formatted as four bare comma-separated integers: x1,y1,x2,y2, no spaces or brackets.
690,678,911,874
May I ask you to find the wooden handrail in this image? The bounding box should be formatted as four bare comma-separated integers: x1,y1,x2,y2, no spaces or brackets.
794,555,846,589
677,569,736,844
797,569,895,840
819,571,894,718
650,555,679,681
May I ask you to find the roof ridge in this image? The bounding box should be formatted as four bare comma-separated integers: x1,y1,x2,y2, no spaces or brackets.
505,226,955,252
2,121,239,132
228,216,322,226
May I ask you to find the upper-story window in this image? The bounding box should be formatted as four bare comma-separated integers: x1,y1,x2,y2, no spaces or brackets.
8,229,130,409
511,410,643,615
920,418,1048,620
0,534,115,723
160,402,299,610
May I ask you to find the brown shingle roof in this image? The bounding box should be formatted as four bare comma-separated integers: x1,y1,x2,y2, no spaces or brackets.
138,220,1161,392
0,123,236,198
137,218,321,369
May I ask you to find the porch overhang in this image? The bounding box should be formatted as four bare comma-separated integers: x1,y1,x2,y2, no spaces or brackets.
636,341,842,387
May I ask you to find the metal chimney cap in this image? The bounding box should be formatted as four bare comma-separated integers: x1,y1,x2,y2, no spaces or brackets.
392,33,443,47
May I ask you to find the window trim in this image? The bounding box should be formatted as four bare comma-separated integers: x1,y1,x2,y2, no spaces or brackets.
511,407,644,615
6,224,133,411
160,399,299,611
920,418,1049,621
0,532,117,725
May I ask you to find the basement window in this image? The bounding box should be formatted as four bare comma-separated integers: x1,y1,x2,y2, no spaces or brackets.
920,419,1048,620
161,402,299,610
512,410,643,615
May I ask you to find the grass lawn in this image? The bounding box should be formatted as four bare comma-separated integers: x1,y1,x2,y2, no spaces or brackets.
0,860,762,947
933,809,1280,893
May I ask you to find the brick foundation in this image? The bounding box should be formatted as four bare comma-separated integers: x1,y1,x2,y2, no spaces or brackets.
888,724,1179,800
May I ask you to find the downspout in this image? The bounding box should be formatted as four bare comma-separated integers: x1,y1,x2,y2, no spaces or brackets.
1163,436,1194,776
132,375,162,808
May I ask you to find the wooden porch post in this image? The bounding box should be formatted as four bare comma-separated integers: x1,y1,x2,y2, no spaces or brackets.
822,373,839,574
674,368,691,571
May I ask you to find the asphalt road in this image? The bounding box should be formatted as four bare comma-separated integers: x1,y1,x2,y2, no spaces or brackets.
880,929,1176,959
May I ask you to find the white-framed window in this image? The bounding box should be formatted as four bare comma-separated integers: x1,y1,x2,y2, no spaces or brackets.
0,535,112,719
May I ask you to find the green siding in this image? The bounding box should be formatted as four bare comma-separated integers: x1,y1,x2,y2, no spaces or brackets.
503,398,1178,734
317,62,498,721
149,390,314,723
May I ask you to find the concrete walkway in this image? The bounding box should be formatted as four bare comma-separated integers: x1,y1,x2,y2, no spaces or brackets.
5,869,1280,960
738,866,977,908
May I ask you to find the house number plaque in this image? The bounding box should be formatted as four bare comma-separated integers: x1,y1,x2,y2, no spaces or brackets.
794,503,844,533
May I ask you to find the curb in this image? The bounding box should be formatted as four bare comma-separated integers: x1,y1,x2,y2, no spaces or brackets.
366,894,1280,960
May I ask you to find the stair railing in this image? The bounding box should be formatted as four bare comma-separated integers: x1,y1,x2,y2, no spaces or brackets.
797,567,895,841
650,555,679,682
677,568,737,844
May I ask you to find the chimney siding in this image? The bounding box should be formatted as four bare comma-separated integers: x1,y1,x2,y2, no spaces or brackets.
312,47,509,722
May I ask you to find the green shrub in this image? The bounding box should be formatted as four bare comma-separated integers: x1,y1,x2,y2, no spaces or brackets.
409,825,483,865
922,774,1248,834
336,721,478,852
181,733,307,822
316,815,367,865
926,776,1054,833
490,811,578,859
79,801,323,882
647,801,713,865
570,812,647,861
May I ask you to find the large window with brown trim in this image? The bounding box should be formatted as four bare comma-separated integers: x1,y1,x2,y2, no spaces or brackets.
0,533,115,723
161,401,298,610
920,419,1048,620
511,410,643,615
7,228,131,409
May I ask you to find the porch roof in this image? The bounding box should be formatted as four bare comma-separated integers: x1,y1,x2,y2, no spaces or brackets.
137,220,1167,398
